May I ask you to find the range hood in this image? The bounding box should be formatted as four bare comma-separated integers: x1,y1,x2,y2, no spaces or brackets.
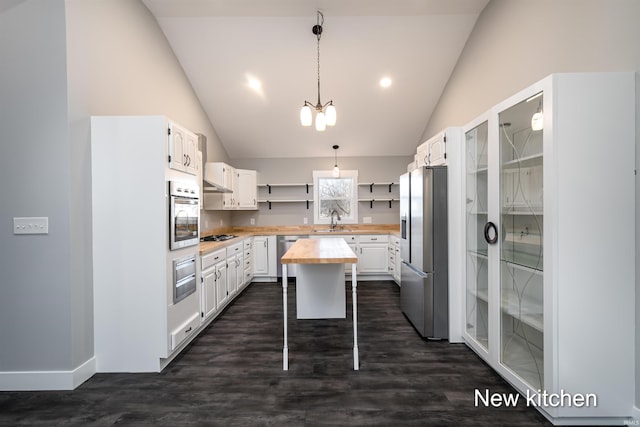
203,162,233,193
199,135,232,193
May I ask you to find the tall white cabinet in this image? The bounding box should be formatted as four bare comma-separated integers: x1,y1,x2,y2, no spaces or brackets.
92,115,201,373
462,73,635,425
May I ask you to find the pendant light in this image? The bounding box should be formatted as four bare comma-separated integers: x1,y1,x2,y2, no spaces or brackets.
300,11,336,131
332,145,340,177
527,92,544,131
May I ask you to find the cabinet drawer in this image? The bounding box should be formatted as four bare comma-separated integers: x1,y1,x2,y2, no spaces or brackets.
359,234,389,243
170,312,199,351
202,249,226,270
244,257,253,270
226,242,243,256
243,239,253,249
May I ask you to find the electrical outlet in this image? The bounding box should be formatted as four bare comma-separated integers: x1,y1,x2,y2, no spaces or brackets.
363,216,372,224
303,217,308,224
14,217,48,234
250,218,256,225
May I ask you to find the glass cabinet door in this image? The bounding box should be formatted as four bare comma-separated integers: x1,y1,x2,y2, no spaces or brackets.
498,93,544,389
464,121,489,350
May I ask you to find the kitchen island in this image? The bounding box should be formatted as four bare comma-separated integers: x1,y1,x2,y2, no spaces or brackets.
281,238,359,370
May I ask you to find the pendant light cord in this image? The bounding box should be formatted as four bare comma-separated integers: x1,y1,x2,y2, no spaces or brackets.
315,11,324,108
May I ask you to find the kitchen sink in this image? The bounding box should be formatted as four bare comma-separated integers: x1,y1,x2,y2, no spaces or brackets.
312,228,353,233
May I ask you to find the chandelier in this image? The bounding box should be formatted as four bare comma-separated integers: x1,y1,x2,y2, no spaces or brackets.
300,11,336,131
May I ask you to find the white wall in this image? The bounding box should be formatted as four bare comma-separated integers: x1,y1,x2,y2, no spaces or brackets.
423,0,640,138
231,156,411,226
423,0,640,411
0,0,230,385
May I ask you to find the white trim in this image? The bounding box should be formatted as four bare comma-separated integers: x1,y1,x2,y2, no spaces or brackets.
631,406,640,425
0,357,96,391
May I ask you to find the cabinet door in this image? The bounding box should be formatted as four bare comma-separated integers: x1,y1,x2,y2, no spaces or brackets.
183,131,198,175
236,169,257,209
215,261,228,308
227,254,238,296
498,92,544,391
427,134,447,166
168,122,186,173
223,165,236,209
253,236,268,275
202,267,217,319
464,120,490,352
358,244,389,274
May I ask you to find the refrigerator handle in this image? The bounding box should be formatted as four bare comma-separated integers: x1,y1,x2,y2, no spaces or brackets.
401,260,428,278
484,221,498,244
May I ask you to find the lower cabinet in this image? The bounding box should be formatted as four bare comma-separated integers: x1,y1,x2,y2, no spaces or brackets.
388,235,401,285
357,235,389,274
201,248,226,321
243,238,254,285
253,235,278,281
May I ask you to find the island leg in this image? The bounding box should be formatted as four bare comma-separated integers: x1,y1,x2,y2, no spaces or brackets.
352,263,359,370
282,263,288,370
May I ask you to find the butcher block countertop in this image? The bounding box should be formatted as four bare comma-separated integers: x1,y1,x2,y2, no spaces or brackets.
199,224,399,256
281,238,358,264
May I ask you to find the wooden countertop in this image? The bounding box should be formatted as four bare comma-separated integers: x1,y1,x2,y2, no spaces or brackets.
199,224,400,256
281,238,357,264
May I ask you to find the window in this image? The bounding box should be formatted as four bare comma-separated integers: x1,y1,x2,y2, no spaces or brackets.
313,170,358,225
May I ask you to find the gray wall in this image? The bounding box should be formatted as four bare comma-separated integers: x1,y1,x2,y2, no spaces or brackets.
0,0,230,374
422,0,640,411
0,0,73,371
231,156,411,226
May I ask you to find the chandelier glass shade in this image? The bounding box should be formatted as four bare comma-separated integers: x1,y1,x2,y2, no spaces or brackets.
300,11,336,131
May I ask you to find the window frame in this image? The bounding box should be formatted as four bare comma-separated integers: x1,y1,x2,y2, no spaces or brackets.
312,170,359,225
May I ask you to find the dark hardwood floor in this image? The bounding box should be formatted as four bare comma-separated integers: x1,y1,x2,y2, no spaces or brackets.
0,281,552,426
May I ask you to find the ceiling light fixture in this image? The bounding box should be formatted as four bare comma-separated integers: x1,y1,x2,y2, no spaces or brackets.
527,91,543,131
332,145,340,177
300,11,336,132
380,77,392,88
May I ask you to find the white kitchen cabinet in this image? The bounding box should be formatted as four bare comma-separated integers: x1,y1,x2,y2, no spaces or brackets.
204,163,258,211
356,235,388,274
201,248,226,320
461,73,635,425
253,235,277,281
388,235,401,285
214,258,228,309
203,162,236,210
226,242,243,297
168,121,198,175
243,237,254,286
237,169,258,209
91,115,201,373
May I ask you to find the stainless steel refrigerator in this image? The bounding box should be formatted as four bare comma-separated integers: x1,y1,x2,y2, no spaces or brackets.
400,166,449,339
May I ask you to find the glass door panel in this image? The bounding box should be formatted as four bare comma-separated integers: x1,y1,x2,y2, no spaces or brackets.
498,93,544,389
465,121,489,350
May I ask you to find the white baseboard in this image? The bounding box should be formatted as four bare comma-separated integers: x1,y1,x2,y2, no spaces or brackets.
631,405,640,424
0,357,96,391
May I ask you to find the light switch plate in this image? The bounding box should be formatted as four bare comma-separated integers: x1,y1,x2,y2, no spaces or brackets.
363,217,372,224
14,217,49,235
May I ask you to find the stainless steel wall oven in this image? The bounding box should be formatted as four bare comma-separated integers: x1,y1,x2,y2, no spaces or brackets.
169,180,200,250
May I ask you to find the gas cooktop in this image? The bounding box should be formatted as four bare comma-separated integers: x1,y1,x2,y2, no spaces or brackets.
200,234,237,242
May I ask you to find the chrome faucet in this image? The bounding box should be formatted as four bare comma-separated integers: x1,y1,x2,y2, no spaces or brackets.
330,209,341,230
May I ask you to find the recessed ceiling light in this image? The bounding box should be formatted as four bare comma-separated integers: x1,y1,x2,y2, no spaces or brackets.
379,77,392,88
248,78,261,91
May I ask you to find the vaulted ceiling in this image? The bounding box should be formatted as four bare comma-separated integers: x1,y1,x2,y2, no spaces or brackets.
142,0,489,159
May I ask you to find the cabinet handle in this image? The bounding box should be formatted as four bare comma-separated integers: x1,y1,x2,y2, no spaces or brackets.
484,222,498,244
185,327,192,333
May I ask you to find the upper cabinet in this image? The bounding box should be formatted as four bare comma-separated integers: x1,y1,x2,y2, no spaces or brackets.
168,122,198,175
461,73,635,425
203,162,257,211
236,169,258,209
